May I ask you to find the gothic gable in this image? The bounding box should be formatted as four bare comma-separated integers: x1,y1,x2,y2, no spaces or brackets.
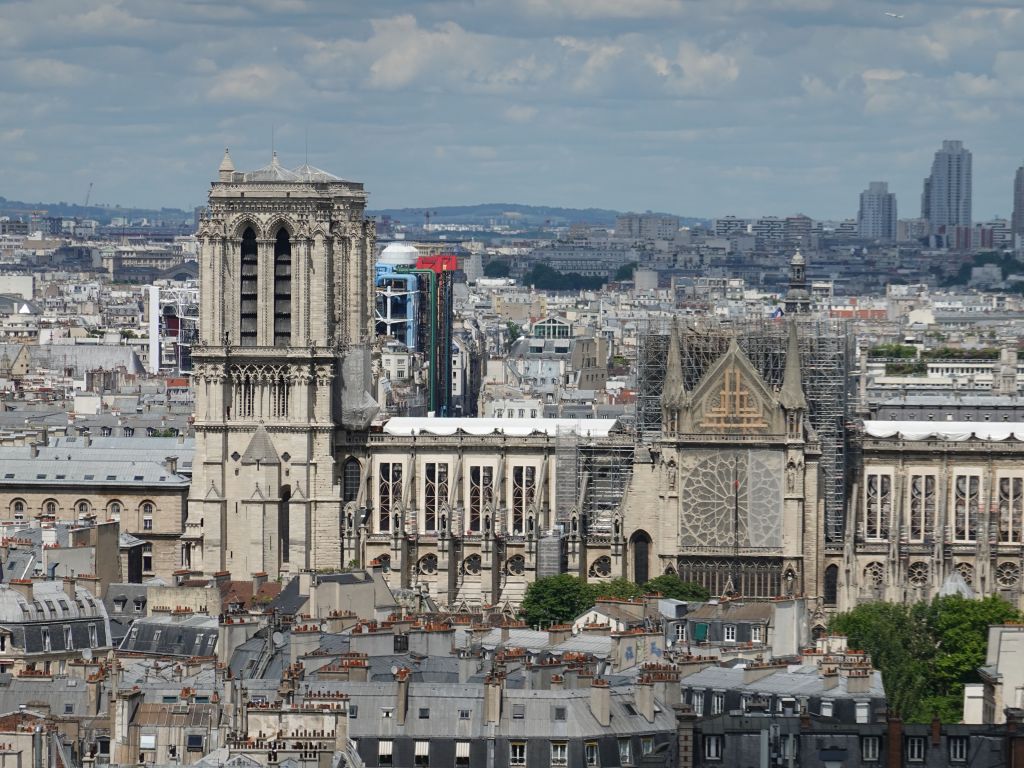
681,340,784,434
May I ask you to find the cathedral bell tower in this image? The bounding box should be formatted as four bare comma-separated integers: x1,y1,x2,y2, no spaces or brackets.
184,149,378,579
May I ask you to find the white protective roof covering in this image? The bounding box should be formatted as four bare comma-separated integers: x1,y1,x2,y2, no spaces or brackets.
382,417,618,438
864,420,1024,442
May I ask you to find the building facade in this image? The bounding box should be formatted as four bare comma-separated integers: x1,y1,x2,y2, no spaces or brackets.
858,181,898,241
923,140,972,237
842,421,1024,611
620,322,828,607
187,150,378,580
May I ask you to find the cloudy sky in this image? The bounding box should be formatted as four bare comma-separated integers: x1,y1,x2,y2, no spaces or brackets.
1,0,1022,220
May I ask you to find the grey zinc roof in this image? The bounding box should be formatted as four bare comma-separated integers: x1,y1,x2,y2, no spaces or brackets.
0,459,188,486
119,614,219,657
26,344,145,376
680,662,885,699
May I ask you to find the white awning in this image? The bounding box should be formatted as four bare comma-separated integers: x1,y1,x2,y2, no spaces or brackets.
415,742,430,757
456,742,471,758
378,741,393,757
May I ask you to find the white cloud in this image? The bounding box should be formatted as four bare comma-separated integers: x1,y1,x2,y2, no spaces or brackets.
206,65,292,102
646,42,739,93
11,58,87,87
503,104,538,123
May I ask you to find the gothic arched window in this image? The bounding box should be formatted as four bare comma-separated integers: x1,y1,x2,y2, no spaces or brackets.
240,227,258,346
273,227,291,346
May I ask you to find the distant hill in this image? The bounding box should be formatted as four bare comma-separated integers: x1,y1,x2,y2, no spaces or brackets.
0,196,194,225
368,203,707,229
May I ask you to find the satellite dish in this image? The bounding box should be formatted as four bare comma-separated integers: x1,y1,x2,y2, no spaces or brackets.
272,632,284,648
390,665,399,676
82,648,94,661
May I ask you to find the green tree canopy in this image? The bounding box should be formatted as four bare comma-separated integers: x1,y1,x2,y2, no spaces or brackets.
613,261,638,281
520,574,595,627
484,259,511,278
831,595,1021,722
641,574,710,601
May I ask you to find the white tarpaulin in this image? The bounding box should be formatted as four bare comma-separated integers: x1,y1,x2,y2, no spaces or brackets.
864,421,1024,442
382,417,618,438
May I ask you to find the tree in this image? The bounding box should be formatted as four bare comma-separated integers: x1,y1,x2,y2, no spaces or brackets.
831,595,1021,722
519,574,595,627
613,261,638,281
484,259,511,278
641,574,709,601
911,595,1020,721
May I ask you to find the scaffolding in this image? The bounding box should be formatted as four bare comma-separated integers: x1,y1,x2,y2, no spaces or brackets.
636,317,853,547
554,427,635,534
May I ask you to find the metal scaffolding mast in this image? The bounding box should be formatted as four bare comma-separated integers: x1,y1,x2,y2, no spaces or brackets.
636,317,852,547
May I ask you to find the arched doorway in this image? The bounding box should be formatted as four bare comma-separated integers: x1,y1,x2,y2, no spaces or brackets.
629,530,652,584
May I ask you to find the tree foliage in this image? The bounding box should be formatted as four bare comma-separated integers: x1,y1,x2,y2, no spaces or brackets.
830,595,1020,722
484,259,511,278
520,573,708,627
641,574,710,601
520,575,596,627
613,261,638,281
523,263,606,291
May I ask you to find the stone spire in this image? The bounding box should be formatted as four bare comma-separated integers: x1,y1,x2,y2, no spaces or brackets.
662,319,685,409
778,320,807,411
218,148,235,182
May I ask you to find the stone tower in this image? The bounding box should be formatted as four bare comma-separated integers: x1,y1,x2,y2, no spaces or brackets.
183,150,378,579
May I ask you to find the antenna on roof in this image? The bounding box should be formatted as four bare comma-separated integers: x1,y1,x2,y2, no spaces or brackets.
271,124,275,160
305,126,309,165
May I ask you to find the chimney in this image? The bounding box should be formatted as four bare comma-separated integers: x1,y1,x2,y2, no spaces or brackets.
484,675,504,725
744,661,787,684
1006,708,1024,768
10,579,33,602
845,667,871,694
164,456,178,474
395,667,410,726
674,704,698,768
887,713,904,767
458,648,481,684
821,665,839,690
298,569,313,595
30,443,39,458
547,624,572,645
590,678,611,727
931,714,942,746
212,570,231,586
63,577,77,601
550,674,564,691
252,572,268,591
635,678,655,723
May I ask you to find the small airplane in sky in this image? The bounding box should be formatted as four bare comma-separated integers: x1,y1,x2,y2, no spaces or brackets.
884,11,905,18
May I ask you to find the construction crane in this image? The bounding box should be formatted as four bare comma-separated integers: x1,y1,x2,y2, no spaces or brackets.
84,182,93,207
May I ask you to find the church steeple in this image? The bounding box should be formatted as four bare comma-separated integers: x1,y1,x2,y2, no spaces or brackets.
784,249,812,314
662,320,686,433
779,321,807,439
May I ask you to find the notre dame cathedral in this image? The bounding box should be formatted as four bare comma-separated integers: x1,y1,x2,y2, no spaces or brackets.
184,150,378,578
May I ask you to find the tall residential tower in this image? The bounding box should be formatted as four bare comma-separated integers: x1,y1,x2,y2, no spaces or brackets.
857,181,897,241
922,140,972,240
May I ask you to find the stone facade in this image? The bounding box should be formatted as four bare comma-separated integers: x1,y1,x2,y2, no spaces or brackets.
354,419,632,609
187,151,377,579
620,321,827,622
842,422,1024,611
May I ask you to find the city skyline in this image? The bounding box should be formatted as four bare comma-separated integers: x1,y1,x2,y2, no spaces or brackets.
1,0,1023,219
